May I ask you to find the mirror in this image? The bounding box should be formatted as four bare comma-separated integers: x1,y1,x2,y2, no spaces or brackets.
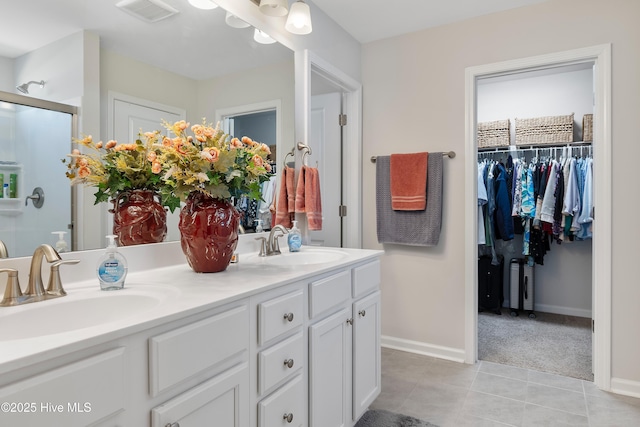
0,0,294,257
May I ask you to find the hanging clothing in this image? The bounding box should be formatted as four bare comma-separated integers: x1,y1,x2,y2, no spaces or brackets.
478,162,488,245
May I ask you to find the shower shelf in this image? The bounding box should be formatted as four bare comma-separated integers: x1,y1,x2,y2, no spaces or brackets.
0,163,23,215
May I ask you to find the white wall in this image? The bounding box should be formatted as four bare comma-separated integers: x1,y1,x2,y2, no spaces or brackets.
362,0,640,386
0,57,13,91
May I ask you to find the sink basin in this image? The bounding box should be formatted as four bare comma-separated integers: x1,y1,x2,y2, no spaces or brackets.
246,248,349,267
0,288,169,341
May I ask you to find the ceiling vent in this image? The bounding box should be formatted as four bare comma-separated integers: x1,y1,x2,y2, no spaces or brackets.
116,0,179,23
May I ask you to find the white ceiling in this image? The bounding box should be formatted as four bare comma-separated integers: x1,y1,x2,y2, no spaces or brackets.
0,0,549,81
310,0,549,44
0,0,293,80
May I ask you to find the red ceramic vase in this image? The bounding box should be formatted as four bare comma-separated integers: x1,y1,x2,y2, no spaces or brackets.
111,190,167,246
178,192,240,273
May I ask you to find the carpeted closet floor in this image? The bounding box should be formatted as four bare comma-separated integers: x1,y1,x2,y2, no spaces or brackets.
478,308,593,381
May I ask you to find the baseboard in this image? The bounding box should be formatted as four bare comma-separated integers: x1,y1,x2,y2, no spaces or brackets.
611,377,640,399
381,335,466,363
534,303,592,318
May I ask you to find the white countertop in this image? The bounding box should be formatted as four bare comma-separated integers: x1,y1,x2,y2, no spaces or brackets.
0,241,381,376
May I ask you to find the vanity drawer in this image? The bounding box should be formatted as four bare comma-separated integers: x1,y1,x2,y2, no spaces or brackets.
352,260,381,298
258,331,304,395
0,348,125,427
258,290,303,345
309,270,351,318
258,374,304,427
149,304,248,396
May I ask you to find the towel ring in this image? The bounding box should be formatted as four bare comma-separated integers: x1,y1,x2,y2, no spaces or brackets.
283,148,295,170
297,142,313,166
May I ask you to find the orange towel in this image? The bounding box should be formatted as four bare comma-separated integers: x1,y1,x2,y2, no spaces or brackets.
274,166,295,228
390,152,428,210
295,166,323,230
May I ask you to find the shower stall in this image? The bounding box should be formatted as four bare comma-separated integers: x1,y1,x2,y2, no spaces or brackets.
0,91,77,258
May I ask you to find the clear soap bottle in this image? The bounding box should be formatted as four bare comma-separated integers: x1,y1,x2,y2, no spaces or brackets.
288,220,302,252
97,235,127,291
52,231,68,253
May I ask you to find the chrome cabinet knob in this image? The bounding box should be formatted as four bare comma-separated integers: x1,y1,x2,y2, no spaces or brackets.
284,312,294,322
284,358,294,369
283,413,294,423
165,423,180,427
358,309,366,317
346,318,353,325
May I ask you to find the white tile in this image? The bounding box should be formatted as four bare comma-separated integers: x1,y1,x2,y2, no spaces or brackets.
527,369,584,393
522,403,589,426
526,383,587,416
471,372,528,402
462,390,525,426
479,361,529,382
586,393,640,426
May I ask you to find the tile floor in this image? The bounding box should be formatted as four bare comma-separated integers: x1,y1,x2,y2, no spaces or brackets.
370,347,640,426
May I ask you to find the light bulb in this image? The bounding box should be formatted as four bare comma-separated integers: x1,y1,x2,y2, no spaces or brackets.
188,0,218,10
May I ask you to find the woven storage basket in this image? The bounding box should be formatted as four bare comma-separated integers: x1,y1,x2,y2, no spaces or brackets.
477,119,510,148
515,113,574,145
583,114,593,142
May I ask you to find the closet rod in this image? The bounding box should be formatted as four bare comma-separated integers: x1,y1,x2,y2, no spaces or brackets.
370,151,456,163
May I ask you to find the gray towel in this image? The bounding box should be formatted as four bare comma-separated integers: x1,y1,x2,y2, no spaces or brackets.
376,153,443,246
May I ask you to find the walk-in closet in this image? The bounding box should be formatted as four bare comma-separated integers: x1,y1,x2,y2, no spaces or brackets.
476,63,595,381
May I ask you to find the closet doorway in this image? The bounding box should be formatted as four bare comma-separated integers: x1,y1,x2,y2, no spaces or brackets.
463,45,612,390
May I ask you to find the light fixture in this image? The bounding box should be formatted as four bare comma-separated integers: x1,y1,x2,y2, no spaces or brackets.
285,0,312,35
253,28,276,44
225,11,250,28
188,0,218,10
16,80,45,95
259,0,288,17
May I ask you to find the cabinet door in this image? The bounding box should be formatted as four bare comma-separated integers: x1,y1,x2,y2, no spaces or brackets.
309,307,351,427
151,363,249,427
352,291,381,421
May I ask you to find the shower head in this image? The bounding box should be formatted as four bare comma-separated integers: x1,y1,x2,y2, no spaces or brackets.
16,80,45,95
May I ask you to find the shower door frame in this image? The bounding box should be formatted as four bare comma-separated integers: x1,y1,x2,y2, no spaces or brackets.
0,90,79,251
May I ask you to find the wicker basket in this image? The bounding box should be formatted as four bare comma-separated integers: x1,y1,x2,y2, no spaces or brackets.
582,114,593,142
477,119,510,148
514,113,574,145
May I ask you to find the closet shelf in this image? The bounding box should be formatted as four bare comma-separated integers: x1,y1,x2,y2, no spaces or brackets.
478,141,592,152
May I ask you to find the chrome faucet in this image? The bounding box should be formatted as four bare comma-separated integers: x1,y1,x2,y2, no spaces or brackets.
25,244,62,302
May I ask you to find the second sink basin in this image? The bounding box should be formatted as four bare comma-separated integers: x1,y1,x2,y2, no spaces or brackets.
245,247,350,267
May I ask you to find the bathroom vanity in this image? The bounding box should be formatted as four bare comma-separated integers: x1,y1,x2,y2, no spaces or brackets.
0,241,382,427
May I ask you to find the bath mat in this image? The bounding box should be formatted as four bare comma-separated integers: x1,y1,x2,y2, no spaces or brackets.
355,409,439,427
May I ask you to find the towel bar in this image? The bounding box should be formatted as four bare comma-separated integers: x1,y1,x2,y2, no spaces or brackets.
370,151,455,163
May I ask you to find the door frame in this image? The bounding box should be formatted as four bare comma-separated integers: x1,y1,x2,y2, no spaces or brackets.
215,99,282,171
463,44,612,390
296,49,363,248
105,92,186,247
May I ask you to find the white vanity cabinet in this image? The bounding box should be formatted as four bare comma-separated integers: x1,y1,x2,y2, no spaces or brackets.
0,348,126,426
149,302,251,427
0,248,382,427
309,260,381,427
253,285,306,427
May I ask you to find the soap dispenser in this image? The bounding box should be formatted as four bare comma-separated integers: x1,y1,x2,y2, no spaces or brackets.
287,220,302,252
255,219,264,233
97,235,127,291
51,231,68,253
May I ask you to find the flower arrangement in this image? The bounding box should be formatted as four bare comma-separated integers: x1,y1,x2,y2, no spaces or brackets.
150,119,273,211
63,133,173,208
